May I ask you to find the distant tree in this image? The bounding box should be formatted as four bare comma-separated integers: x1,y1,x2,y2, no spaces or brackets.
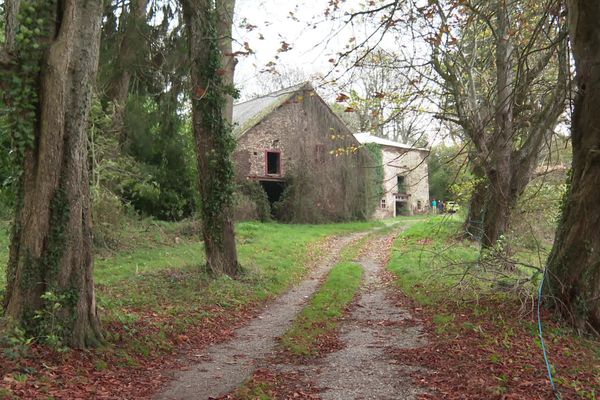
339,49,428,147
546,0,600,334
103,0,150,144
182,0,241,276
246,65,309,98
427,0,569,246
1,0,103,348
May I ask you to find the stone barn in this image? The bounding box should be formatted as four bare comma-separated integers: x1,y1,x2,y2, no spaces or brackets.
232,82,377,222
354,133,430,218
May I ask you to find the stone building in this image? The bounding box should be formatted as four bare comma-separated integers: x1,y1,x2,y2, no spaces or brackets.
232,82,377,222
354,133,430,218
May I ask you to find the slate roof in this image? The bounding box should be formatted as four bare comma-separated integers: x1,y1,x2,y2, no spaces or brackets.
353,132,430,152
233,81,313,137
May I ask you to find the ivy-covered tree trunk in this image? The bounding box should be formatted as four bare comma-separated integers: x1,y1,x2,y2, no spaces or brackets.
182,0,240,276
546,0,600,334
463,164,486,241
2,0,103,348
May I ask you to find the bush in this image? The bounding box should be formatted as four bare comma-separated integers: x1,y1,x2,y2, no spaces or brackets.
234,181,271,222
92,186,128,249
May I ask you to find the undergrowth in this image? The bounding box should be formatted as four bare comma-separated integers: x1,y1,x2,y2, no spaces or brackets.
388,216,600,399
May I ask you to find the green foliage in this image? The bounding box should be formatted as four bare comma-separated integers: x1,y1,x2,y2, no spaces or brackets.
193,6,239,244
428,145,471,202
273,171,324,223
364,143,384,200
89,95,198,221
0,1,55,215
0,323,33,361
33,291,73,350
235,181,271,222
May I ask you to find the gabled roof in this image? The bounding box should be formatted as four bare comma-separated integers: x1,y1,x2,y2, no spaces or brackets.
353,132,430,152
233,81,313,137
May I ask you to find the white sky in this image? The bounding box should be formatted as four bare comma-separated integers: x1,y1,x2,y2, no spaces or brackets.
233,0,379,98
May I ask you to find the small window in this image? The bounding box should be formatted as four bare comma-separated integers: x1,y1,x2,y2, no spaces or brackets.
380,198,386,209
266,151,281,175
417,200,422,210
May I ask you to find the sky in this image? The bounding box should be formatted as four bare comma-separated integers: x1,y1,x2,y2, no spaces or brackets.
233,0,382,98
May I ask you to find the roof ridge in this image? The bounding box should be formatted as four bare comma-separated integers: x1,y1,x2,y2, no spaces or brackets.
234,81,312,106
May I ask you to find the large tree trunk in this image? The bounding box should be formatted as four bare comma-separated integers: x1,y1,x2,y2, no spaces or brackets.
105,0,148,144
182,0,240,276
3,0,103,348
546,0,600,334
463,163,487,241
480,0,514,247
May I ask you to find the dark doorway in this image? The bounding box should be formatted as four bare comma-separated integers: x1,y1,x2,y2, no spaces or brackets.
260,180,285,208
266,151,281,175
395,200,406,216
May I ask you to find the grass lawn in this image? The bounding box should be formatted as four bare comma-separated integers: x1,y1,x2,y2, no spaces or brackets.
0,219,383,348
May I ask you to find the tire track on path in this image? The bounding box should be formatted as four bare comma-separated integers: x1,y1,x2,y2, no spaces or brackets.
155,231,369,400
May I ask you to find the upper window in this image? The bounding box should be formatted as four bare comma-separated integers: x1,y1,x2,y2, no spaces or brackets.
266,151,281,175
397,175,407,193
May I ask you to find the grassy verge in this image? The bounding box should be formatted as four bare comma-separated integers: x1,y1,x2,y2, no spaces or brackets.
387,217,600,399
279,261,363,357
278,230,375,357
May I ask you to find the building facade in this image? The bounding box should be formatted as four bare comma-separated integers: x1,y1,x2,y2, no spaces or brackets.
232,82,377,222
354,133,430,218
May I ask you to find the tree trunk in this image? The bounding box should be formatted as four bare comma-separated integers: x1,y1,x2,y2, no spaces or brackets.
481,169,512,247
105,0,148,145
546,0,600,334
480,0,514,247
463,163,487,241
3,0,103,348
182,0,240,276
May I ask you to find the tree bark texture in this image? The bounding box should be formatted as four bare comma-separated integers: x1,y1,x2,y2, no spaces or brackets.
3,0,104,348
182,0,240,276
546,0,600,334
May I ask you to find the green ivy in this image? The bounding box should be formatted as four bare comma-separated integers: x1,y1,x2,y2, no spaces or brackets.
194,5,239,247
0,1,56,177
365,143,385,200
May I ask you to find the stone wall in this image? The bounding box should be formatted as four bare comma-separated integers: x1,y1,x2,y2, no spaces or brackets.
373,146,429,218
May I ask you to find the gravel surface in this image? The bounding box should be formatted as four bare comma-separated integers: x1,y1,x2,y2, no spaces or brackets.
312,234,428,400
154,232,367,400
274,230,428,400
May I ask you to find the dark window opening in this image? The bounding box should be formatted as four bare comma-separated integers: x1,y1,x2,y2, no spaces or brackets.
397,175,407,193
266,151,281,175
260,180,285,213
